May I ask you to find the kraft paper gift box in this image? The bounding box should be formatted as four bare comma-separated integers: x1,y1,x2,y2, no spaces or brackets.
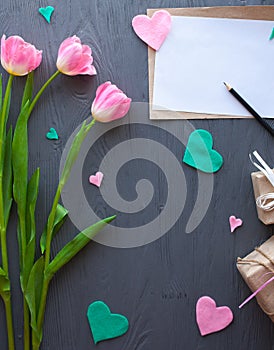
251,170,274,225
237,235,274,322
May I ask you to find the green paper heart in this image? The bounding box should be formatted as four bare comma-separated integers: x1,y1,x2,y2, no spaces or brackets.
39,6,54,23
87,301,129,344
270,27,274,40
46,127,59,140
183,129,223,173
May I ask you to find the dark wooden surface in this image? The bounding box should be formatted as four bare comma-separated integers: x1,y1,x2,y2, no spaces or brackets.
1,0,274,349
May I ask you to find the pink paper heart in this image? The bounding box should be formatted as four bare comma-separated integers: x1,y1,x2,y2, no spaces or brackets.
132,10,171,51
89,171,104,187
229,215,243,233
196,296,233,336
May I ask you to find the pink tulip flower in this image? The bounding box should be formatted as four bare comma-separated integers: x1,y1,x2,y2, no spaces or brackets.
56,35,96,76
1,35,42,76
91,82,131,123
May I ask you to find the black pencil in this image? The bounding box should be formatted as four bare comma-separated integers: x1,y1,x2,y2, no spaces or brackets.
223,82,274,136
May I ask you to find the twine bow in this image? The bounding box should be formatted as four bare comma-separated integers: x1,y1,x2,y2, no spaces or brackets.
256,193,274,211
250,150,274,211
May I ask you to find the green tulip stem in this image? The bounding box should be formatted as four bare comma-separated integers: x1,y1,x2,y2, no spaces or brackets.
0,74,13,148
28,70,61,116
23,299,30,350
3,295,15,350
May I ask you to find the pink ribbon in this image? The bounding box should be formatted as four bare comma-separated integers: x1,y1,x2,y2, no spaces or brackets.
239,275,274,309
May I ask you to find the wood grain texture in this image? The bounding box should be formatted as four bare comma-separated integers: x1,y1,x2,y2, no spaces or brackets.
0,0,274,350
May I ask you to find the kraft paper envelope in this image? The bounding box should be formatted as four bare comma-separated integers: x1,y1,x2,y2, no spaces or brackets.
148,6,274,120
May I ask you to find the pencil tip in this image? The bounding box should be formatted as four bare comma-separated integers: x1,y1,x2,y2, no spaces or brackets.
223,82,231,90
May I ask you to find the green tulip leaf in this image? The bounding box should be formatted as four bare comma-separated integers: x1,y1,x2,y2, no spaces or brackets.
40,203,68,254
20,239,35,293
12,100,31,272
20,168,40,292
0,267,11,301
12,100,30,234
3,127,13,227
17,223,23,269
26,168,40,244
59,120,87,186
25,256,45,339
45,215,116,280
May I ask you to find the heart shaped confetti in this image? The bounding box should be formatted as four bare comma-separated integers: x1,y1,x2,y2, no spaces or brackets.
46,127,58,140
132,10,171,51
196,296,233,336
89,171,104,187
39,6,54,23
229,215,243,232
269,28,274,40
87,301,129,344
183,129,223,173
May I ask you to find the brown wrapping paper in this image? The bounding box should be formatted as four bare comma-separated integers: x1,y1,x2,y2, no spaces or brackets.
237,235,274,322
251,170,274,225
148,6,274,120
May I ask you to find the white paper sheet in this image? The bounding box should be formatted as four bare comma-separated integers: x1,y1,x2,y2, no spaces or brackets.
153,16,274,117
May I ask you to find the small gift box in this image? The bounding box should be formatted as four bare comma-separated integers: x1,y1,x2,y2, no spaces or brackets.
251,170,274,225
237,235,274,322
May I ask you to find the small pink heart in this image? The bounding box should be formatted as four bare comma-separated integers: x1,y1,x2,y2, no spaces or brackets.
132,10,171,51
89,171,104,188
196,296,233,336
229,215,243,233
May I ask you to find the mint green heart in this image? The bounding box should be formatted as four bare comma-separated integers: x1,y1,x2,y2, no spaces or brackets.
87,301,129,344
183,129,223,173
270,27,274,40
46,128,58,140
39,6,54,23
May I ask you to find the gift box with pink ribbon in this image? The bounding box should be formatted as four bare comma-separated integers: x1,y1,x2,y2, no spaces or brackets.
237,235,274,322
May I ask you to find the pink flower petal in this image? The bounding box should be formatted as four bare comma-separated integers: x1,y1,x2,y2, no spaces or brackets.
91,82,131,122
56,35,96,76
1,34,42,75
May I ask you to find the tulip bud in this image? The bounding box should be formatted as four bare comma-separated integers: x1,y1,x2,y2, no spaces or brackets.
91,82,131,123
56,35,96,76
1,35,42,76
